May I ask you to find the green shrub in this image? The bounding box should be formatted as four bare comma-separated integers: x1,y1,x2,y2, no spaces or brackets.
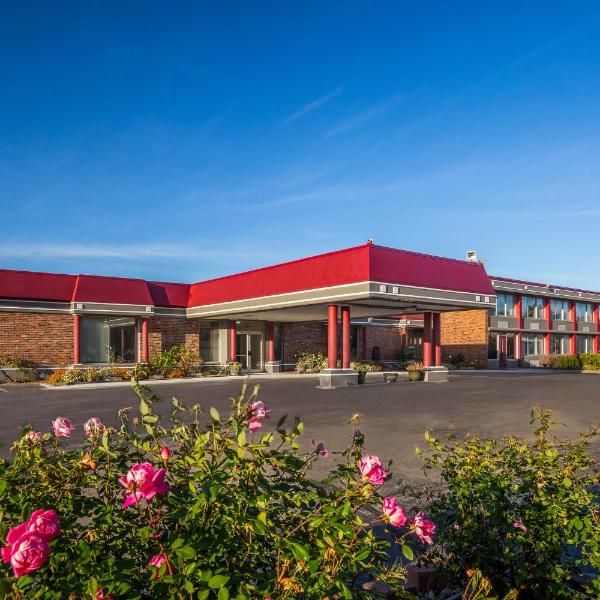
419,408,600,598
295,351,327,372
580,352,600,371
553,354,582,370
538,354,557,368
150,346,202,376
0,383,431,598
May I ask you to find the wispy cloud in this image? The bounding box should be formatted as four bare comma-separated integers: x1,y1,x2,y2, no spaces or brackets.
282,86,344,124
322,96,402,140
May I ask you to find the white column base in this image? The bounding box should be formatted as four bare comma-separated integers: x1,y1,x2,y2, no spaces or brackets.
423,366,449,383
265,361,282,373
317,368,359,389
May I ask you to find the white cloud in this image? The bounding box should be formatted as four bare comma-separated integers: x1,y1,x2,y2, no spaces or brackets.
282,86,344,124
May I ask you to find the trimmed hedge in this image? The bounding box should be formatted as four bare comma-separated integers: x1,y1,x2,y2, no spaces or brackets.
553,355,582,370
580,352,600,371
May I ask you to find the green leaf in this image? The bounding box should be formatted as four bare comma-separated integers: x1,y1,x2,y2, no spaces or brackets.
139,398,150,415
208,574,230,589
218,587,230,600
175,545,196,559
237,430,246,446
288,542,309,561
0,479,7,496
252,519,266,535
401,544,414,561
210,407,220,421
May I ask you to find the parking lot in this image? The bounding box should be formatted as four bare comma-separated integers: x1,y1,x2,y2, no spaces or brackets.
1,371,599,485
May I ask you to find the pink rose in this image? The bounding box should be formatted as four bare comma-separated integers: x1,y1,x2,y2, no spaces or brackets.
314,441,329,457
382,497,407,527
84,417,105,438
247,417,262,432
27,509,61,541
160,446,171,461
411,512,436,545
118,463,171,508
358,455,388,485
95,589,115,600
23,431,42,444
1,530,50,577
149,553,168,579
513,520,528,533
249,400,270,420
52,417,73,438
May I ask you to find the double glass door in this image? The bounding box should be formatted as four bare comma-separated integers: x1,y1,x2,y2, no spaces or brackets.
236,333,263,371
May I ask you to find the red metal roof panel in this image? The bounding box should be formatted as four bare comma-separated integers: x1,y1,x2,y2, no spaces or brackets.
0,268,76,302
72,274,154,305
148,281,191,308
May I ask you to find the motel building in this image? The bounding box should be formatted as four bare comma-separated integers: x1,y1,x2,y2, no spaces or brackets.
1,242,599,384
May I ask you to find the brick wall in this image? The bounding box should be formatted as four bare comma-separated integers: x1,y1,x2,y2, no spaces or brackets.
148,317,200,356
441,309,489,365
364,326,404,361
282,322,327,363
0,312,74,365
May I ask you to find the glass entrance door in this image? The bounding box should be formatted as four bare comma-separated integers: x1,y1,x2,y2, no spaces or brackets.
236,333,263,371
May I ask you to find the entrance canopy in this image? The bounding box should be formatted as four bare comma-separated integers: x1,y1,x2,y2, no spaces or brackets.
187,243,496,321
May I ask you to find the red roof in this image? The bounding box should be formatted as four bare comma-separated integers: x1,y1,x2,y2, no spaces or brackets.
0,244,496,309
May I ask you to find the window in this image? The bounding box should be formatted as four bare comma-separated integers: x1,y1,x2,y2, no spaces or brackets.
81,316,136,364
576,302,593,323
522,296,544,319
488,332,516,359
551,299,570,321
550,334,570,355
521,333,544,356
200,321,221,362
576,335,594,353
495,293,515,317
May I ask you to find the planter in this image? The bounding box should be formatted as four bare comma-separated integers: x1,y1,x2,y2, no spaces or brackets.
357,372,366,384
383,372,398,383
229,368,242,376
408,370,423,382
296,366,306,374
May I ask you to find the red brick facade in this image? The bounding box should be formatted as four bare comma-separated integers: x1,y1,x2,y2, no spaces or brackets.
440,309,489,365
0,312,74,366
363,326,404,361
148,317,200,356
282,322,327,363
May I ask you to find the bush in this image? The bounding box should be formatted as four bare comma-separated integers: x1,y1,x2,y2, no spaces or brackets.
0,383,433,598
538,354,557,368
295,351,327,372
150,346,202,377
132,363,152,380
165,367,186,379
62,368,84,385
580,353,600,371
553,354,582,370
419,408,600,598
350,361,382,373
46,370,66,386
0,356,39,369
404,361,424,372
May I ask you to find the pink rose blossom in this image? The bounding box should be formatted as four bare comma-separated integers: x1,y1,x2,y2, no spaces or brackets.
382,497,407,527
160,446,171,461
27,509,61,541
84,417,105,438
358,455,388,485
513,520,528,532
52,417,73,438
1,520,51,578
149,553,168,579
411,512,436,545
23,431,42,444
95,589,115,600
314,441,329,457
247,417,262,432
249,400,270,420
118,463,171,508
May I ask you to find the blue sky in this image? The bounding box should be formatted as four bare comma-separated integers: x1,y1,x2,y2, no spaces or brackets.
1,2,600,288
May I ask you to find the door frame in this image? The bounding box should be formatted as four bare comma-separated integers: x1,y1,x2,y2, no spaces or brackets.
236,331,264,372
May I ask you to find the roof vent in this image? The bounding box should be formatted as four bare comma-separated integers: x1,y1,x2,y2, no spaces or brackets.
466,250,478,263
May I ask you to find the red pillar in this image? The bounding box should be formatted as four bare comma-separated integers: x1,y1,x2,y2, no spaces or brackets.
141,318,149,362
594,304,599,354
341,306,351,369
229,320,237,362
543,300,551,355
73,314,81,364
266,321,275,362
423,312,433,367
362,326,368,360
433,313,441,366
570,302,577,354
327,305,338,369
515,295,523,366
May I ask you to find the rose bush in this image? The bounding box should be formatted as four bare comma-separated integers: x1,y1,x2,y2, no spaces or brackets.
0,382,433,599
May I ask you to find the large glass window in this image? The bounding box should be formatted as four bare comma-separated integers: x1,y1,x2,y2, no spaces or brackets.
495,293,515,317
521,333,544,356
488,332,516,359
576,335,594,353
81,316,136,363
576,302,593,323
551,299,570,321
522,296,544,319
550,334,571,355
200,321,221,362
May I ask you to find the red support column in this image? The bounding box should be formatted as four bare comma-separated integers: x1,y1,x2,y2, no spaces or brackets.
327,305,338,369
229,320,237,362
433,312,441,366
341,306,351,369
543,300,551,355
141,318,149,362
514,295,523,366
73,314,81,364
362,326,368,360
594,304,599,354
423,312,433,367
570,302,577,355
266,321,275,363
